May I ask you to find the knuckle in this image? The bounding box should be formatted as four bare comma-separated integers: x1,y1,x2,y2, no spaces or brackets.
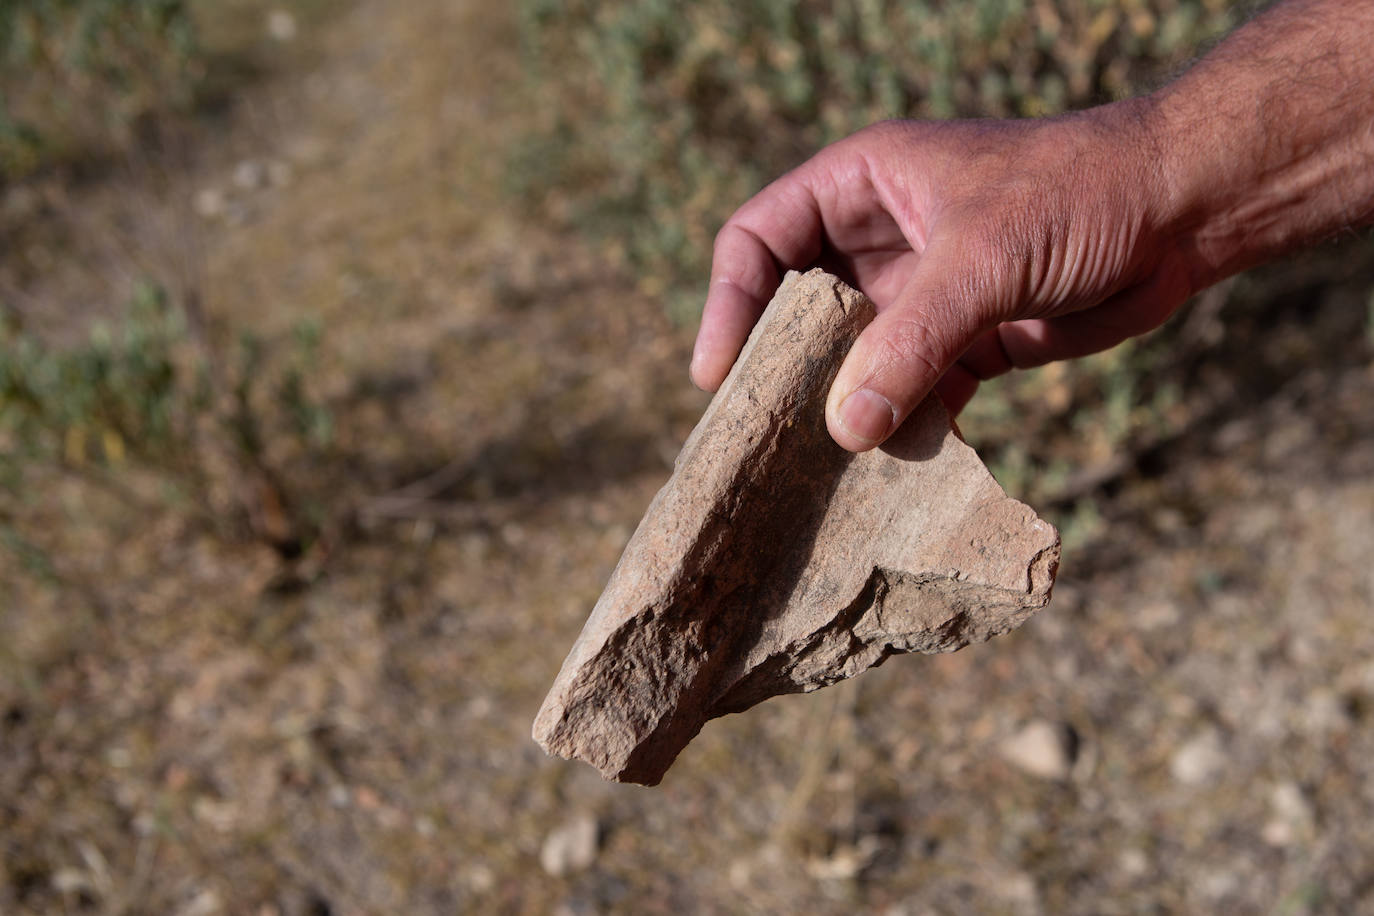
970,189,1042,261
872,315,944,384
959,201,1051,315
711,218,745,255
711,222,775,299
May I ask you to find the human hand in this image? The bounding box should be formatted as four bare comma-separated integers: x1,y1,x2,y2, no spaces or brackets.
691,102,1196,452
695,0,1374,454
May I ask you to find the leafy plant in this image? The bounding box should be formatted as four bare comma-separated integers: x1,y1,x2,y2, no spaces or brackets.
0,286,335,550
0,0,199,179
514,0,1237,307
0,284,193,468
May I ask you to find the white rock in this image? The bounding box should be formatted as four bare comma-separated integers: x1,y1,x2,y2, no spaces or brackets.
51,867,93,895
266,10,298,42
1137,601,1181,630
176,889,224,916
805,835,882,880
1299,688,1348,735
999,719,1075,780
1271,781,1313,821
1169,729,1225,786
988,867,1039,906
1261,818,1293,847
1262,781,1314,846
1118,848,1150,878
1197,868,1239,901
233,159,267,191
464,863,496,893
193,187,225,219
540,813,599,877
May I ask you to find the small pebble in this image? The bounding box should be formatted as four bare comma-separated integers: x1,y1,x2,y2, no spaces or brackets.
540,813,599,877
1262,781,1313,846
194,187,225,219
999,719,1076,781
267,10,298,42
1170,729,1225,786
233,160,267,191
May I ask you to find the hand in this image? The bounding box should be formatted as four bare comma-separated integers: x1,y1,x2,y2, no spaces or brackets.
691,102,1194,452
693,0,1374,455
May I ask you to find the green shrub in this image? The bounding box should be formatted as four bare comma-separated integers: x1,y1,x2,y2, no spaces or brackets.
515,0,1237,307
0,286,334,548
0,0,198,179
0,285,196,468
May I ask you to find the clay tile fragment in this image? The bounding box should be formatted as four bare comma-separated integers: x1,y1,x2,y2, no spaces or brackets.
533,269,1059,785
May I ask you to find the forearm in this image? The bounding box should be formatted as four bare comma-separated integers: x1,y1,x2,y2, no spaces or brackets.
1151,0,1374,291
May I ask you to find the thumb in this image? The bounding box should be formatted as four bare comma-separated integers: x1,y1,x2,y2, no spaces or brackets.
825,249,1000,451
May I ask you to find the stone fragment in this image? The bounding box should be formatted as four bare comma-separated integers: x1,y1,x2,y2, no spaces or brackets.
533,269,1060,785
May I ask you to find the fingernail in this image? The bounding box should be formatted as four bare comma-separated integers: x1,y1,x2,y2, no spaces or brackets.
836,388,895,445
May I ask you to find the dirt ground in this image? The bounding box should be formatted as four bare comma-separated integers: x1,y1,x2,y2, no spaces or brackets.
3,2,1374,914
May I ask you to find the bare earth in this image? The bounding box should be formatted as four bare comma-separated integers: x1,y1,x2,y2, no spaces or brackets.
3,2,1374,914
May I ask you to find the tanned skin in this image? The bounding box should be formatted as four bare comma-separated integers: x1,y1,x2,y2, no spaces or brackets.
690,0,1374,452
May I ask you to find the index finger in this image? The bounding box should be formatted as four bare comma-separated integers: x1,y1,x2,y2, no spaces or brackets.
690,172,826,391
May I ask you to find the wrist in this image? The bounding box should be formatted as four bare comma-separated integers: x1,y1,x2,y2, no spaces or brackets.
1144,77,1280,294
1071,94,1193,290
1142,0,1374,293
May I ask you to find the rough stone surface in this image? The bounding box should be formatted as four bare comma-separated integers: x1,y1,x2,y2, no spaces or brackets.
533,269,1060,785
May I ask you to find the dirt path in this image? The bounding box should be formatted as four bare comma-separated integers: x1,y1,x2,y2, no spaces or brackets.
4,2,1374,914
